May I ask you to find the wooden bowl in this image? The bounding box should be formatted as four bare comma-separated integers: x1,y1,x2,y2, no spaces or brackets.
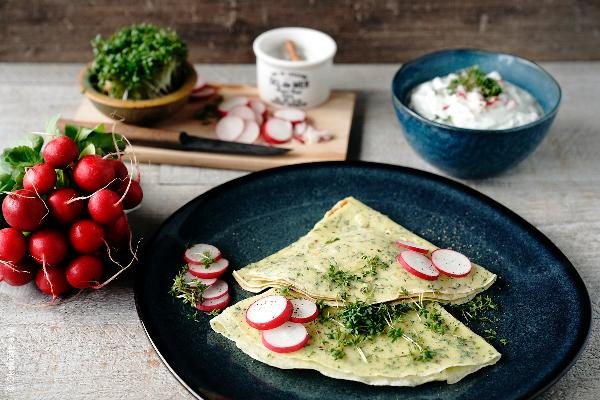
79,61,197,125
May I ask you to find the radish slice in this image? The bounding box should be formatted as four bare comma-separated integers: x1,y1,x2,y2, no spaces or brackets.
215,116,244,141
188,258,229,279
190,86,216,100
196,292,230,312
184,243,221,265
289,299,318,323
245,295,293,330
194,76,206,90
202,279,229,301
273,108,307,124
237,121,260,144
228,106,256,121
431,249,472,277
218,96,249,115
262,322,308,353
249,99,267,116
254,112,264,126
397,250,439,281
396,240,429,254
294,122,307,136
183,271,217,288
262,118,293,144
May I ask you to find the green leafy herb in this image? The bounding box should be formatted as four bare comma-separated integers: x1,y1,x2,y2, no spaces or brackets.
325,237,340,245
361,255,389,277
90,23,188,100
499,338,509,346
418,307,448,335
169,266,207,305
327,264,357,288
449,294,498,322
413,347,436,362
448,66,503,99
387,327,404,342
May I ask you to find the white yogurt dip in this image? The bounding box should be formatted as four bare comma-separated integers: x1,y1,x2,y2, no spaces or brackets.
409,66,543,130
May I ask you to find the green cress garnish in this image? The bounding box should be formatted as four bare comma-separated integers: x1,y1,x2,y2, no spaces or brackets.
448,66,503,99
170,266,207,305
449,294,508,346
90,23,188,100
323,300,442,362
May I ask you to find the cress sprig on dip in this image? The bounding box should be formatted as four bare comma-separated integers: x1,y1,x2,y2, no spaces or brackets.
89,23,188,100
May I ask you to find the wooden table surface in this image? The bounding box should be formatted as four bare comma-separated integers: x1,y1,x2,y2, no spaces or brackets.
0,63,598,399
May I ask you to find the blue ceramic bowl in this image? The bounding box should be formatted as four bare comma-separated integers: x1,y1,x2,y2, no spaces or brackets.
391,49,561,179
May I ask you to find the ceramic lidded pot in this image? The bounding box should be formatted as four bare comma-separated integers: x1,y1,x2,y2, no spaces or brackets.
253,27,337,109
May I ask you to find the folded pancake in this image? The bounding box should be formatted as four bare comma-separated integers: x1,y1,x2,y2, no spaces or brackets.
210,290,501,386
233,197,496,305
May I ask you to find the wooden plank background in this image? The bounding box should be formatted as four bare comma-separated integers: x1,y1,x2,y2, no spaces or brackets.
1,0,599,63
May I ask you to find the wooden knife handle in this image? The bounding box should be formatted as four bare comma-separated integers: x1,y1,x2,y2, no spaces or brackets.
57,118,181,145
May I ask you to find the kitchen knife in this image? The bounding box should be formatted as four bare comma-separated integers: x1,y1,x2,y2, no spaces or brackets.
57,119,290,156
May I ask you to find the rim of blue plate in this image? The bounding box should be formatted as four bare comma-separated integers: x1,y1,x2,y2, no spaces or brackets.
134,161,591,400
391,48,562,135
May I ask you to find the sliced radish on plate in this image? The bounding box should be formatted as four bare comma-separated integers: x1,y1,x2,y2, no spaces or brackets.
289,299,318,323
273,108,307,124
184,243,221,265
228,105,256,121
262,322,309,353
397,250,439,281
215,116,244,141
245,295,293,330
202,279,229,301
196,292,230,312
183,271,217,287
431,249,472,277
237,121,260,144
218,96,249,115
396,240,429,254
249,99,267,116
262,118,293,144
189,86,216,100
189,258,229,279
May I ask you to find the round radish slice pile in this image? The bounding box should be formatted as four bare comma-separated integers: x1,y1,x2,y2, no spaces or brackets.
228,106,256,121
431,249,472,277
196,292,230,312
215,116,244,141
188,258,229,279
289,299,318,323
273,108,307,124
202,279,229,301
218,96,249,115
396,240,429,254
237,121,260,144
397,250,439,281
183,271,217,287
261,322,309,353
184,243,221,265
249,99,267,117
262,118,293,144
245,295,293,330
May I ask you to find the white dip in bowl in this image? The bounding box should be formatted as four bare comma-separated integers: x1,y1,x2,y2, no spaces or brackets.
409,66,543,130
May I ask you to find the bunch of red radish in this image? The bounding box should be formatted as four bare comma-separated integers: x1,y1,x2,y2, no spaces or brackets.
245,294,318,353
183,243,231,311
395,240,472,281
0,135,142,298
215,96,333,145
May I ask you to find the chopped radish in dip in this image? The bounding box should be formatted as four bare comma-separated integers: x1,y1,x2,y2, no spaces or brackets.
409,66,542,130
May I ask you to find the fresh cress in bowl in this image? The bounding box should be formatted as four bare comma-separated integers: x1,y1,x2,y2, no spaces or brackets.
89,23,188,101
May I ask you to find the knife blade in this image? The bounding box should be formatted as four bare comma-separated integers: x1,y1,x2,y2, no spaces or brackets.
57,119,290,156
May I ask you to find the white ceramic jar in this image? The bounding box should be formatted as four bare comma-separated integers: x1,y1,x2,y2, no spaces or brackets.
253,27,337,109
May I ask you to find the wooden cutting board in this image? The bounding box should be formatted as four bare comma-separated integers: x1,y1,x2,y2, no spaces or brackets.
72,84,355,171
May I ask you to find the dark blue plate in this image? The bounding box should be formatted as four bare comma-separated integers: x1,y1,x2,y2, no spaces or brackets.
135,162,590,400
